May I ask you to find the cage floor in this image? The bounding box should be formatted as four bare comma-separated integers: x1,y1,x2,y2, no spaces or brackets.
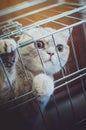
0,88,86,130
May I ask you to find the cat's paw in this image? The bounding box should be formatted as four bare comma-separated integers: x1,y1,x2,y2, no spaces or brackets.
0,39,17,54
32,73,54,98
0,39,17,68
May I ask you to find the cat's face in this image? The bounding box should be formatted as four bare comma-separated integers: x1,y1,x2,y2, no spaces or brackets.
19,27,72,75
34,37,69,75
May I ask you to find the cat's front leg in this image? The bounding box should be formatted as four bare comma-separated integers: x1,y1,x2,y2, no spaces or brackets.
32,73,54,111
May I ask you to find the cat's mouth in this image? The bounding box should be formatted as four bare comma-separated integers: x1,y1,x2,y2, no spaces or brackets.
45,58,54,64
44,55,58,65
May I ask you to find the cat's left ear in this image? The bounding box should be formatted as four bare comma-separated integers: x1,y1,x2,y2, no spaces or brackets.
60,28,73,43
53,28,73,45
62,28,73,37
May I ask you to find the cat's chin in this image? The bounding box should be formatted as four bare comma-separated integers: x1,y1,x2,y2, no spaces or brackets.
44,64,58,76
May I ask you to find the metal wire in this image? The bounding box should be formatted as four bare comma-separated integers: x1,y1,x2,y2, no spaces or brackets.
52,29,76,120
69,28,86,103
0,57,15,97
17,48,30,81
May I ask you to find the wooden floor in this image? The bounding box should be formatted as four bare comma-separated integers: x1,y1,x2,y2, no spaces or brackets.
0,0,84,11
0,0,57,22
0,0,58,10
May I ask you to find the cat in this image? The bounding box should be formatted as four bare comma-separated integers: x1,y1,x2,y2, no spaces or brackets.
0,27,72,111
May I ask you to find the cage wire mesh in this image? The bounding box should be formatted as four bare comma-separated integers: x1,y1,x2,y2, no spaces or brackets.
0,1,86,130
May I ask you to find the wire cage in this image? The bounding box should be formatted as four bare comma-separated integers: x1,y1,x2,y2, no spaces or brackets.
0,1,86,130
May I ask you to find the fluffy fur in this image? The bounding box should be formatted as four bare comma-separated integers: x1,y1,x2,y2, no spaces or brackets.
0,27,72,108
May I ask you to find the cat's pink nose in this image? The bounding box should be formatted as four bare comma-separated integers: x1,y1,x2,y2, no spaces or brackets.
47,52,54,56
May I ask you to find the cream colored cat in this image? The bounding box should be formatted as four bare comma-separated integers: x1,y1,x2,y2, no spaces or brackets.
0,27,72,109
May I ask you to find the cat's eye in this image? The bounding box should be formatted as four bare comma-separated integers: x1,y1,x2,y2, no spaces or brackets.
56,44,64,52
36,41,45,49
